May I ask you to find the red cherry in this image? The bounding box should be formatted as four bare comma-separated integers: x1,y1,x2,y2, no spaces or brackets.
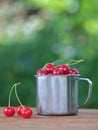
21,107,33,118
36,69,47,75
45,63,55,74
58,64,70,74
4,107,15,117
70,68,79,74
52,68,63,75
16,106,26,116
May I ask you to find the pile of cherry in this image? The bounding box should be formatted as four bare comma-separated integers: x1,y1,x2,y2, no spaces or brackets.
3,82,33,119
36,63,79,75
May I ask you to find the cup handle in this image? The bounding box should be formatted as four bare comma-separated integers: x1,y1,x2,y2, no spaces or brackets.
77,78,92,108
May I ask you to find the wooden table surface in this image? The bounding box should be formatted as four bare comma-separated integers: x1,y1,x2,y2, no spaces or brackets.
0,108,98,130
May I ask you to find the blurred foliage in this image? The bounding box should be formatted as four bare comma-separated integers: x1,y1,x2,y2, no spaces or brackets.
0,0,98,108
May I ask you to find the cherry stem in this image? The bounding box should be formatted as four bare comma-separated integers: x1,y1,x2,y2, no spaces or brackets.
67,59,84,66
43,59,84,69
8,82,21,107
14,85,24,108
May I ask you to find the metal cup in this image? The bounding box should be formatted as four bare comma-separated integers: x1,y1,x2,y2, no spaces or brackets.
35,75,92,115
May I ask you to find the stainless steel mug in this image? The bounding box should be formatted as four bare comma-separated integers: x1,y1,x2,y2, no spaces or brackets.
35,75,92,115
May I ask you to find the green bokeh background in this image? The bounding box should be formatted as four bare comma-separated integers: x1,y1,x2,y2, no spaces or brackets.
0,0,97,108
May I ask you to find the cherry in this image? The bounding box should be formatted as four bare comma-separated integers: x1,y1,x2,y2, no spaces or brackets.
36,60,81,76
3,82,33,119
16,105,26,116
45,63,55,74
4,107,15,117
70,68,79,74
36,69,47,75
14,84,33,118
21,107,33,118
3,83,20,117
52,68,63,75
58,64,70,74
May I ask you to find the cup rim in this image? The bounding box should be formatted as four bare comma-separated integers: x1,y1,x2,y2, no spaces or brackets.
34,74,80,77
